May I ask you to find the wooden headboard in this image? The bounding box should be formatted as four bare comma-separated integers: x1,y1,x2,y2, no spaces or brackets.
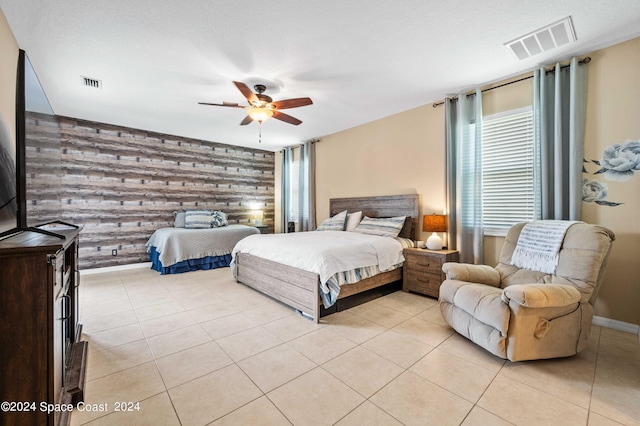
329,194,419,240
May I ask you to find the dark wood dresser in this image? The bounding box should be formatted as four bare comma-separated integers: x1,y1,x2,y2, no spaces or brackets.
0,225,87,426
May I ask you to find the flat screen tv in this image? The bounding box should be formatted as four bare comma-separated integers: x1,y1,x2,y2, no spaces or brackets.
0,50,24,238
0,127,17,236
1,50,67,239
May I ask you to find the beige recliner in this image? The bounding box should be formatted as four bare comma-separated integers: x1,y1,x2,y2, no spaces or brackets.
439,222,615,362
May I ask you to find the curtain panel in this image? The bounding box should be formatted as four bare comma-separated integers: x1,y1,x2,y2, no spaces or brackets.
280,146,293,232
298,141,316,231
533,57,587,220
445,89,484,265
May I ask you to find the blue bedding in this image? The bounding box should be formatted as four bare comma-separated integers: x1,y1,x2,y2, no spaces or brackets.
149,246,232,275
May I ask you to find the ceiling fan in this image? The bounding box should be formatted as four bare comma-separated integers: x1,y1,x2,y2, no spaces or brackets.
199,81,313,126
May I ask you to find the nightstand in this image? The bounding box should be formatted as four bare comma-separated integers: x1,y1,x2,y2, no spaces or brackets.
255,225,269,234
402,248,459,298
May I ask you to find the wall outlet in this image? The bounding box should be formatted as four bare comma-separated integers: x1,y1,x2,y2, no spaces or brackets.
112,249,117,256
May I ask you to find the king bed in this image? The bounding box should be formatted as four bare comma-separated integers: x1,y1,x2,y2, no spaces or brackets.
232,194,419,322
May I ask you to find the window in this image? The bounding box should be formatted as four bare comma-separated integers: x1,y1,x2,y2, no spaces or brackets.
481,107,538,235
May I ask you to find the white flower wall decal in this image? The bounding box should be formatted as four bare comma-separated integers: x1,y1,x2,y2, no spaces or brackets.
582,178,621,206
594,139,640,182
581,139,640,207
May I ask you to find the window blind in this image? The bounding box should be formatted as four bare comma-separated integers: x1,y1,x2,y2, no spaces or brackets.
481,108,537,233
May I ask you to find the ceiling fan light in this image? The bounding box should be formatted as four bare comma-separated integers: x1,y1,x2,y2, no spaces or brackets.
247,106,274,122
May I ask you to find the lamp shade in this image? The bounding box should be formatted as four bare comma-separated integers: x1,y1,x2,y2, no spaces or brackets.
247,106,274,122
423,214,446,232
253,210,264,226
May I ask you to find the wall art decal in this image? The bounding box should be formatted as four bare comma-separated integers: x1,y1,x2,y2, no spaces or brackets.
582,178,622,206
592,139,640,182
581,139,638,207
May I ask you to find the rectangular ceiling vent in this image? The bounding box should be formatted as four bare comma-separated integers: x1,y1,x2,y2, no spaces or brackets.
504,16,576,60
81,76,102,89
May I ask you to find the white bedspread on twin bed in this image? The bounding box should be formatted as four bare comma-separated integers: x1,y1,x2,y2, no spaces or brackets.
231,231,405,305
147,224,260,267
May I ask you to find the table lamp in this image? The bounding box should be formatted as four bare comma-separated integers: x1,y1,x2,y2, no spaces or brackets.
253,210,264,226
423,214,446,250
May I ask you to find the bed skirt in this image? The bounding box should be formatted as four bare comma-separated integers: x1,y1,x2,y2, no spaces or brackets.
149,246,232,275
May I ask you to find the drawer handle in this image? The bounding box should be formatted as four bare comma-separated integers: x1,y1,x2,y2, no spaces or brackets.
417,277,432,284
417,262,431,267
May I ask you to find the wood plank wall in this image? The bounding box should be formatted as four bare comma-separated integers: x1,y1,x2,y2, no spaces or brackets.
25,112,275,270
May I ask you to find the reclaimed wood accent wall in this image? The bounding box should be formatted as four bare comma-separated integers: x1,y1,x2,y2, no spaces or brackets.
25,112,275,270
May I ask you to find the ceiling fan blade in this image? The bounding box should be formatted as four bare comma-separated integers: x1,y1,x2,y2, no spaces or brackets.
198,102,244,108
271,97,313,110
273,111,302,125
233,81,258,104
240,115,254,126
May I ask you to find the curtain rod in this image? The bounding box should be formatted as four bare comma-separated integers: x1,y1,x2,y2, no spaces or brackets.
281,138,320,151
432,56,591,108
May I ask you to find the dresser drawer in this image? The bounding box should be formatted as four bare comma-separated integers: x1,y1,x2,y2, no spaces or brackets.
404,271,441,297
404,253,443,275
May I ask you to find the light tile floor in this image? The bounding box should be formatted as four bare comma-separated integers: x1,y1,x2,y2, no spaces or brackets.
70,267,640,426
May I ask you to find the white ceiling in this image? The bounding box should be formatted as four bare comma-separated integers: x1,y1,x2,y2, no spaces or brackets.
1,1,639,152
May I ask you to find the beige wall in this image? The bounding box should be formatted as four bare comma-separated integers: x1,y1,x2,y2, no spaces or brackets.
0,8,18,155
315,104,446,243
286,36,640,326
582,38,640,325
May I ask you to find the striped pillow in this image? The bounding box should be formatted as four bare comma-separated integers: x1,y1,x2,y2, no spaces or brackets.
353,216,406,238
316,210,348,231
184,209,213,229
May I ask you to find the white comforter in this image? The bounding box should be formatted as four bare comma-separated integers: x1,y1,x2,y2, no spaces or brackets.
231,231,405,303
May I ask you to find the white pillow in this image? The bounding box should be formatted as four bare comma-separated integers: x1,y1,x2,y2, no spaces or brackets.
345,211,363,231
353,216,406,238
316,210,348,231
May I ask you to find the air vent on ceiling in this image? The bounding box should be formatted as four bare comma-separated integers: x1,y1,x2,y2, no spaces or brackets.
81,76,102,89
504,16,576,60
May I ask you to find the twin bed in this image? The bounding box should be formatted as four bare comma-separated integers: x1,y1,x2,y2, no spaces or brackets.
146,194,419,322
146,224,259,274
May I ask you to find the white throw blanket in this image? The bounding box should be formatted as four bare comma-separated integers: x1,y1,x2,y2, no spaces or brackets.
511,220,579,274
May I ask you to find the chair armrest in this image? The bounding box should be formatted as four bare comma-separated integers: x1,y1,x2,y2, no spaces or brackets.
441,263,500,287
501,284,581,308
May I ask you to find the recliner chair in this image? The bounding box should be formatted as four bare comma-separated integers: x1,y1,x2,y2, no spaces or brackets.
439,221,615,361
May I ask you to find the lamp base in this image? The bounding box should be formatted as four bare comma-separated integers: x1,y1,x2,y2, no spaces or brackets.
426,232,443,250
254,219,262,226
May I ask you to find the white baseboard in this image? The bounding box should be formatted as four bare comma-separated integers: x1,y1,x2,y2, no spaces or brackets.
80,262,151,275
593,315,640,338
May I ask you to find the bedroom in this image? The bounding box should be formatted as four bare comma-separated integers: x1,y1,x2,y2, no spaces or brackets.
1,2,639,425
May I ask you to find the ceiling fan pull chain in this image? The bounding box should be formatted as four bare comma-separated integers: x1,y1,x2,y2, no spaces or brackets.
259,122,262,143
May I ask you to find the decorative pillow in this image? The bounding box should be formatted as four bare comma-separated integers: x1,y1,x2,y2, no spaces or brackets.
345,211,363,231
395,237,415,249
211,210,228,228
316,210,348,231
353,216,406,238
173,211,186,228
184,209,213,229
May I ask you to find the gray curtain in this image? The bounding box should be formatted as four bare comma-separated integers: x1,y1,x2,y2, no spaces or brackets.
533,57,587,220
280,146,293,232
445,89,484,264
298,141,316,231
